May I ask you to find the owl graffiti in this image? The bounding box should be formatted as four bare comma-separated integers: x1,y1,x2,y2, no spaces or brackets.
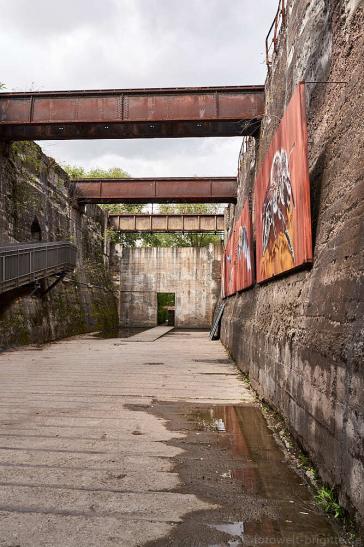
237,225,251,272
261,148,295,262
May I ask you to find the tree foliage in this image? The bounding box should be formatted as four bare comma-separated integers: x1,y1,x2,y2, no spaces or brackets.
64,165,129,180
63,164,143,215
130,202,222,248
149,203,223,247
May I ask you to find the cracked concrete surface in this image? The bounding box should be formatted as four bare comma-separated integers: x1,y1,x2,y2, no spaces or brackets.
0,329,252,546
0,330,345,546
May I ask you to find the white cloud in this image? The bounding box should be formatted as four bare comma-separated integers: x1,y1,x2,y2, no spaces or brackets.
1,0,277,176
41,137,243,177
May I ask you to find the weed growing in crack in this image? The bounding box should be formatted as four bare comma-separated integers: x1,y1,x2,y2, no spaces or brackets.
315,486,345,520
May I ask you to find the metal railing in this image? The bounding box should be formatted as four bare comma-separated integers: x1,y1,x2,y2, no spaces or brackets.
0,241,77,295
265,0,287,72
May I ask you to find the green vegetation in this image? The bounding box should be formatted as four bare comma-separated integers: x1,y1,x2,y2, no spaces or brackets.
298,453,310,467
143,203,222,248
157,292,175,324
63,165,145,247
315,487,345,519
63,165,129,182
63,165,223,248
297,453,318,480
10,141,43,175
261,401,347,523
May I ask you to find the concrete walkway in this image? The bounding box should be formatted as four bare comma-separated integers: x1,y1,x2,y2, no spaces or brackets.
0,330,341,546
124,325,174,342
0,330,251,546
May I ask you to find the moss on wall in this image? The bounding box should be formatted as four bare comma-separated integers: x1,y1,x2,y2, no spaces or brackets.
0,142,119,347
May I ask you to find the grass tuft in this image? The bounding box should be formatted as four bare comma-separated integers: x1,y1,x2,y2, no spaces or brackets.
315,486,345,519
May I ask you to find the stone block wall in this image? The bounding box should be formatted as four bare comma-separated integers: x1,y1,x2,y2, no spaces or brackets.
115,245,222,328
221,0,363,523
0,141,118,346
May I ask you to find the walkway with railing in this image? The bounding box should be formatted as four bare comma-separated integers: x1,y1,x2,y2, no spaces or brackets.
0,241,77,295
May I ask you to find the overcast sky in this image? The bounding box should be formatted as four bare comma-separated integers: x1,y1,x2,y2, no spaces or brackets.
1,0,277,177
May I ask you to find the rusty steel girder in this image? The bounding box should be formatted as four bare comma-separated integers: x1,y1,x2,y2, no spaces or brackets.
109,214,225,233
74,177,237,204
0,86,264,140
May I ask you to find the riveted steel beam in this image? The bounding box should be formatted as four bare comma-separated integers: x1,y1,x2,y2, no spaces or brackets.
109,214,225,233
0,85,264,140
74,177,237,204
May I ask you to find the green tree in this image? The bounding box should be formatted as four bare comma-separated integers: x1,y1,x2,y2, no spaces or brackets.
150,203,223,247
63,164,142,214
64,165,129,180
62,164,87,179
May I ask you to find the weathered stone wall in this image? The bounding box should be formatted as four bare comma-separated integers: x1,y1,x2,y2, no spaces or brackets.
221,0,364,523
0,141,118,346
116,245,222,328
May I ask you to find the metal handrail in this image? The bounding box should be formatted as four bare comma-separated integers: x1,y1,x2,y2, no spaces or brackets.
265,0,287,72
0,241,77,295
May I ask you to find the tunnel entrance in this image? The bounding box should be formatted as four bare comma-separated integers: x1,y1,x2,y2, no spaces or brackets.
157,292,175,326
30,217,42,241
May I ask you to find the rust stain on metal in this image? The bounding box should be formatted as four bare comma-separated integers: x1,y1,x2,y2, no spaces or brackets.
74,177,237,204
223,199,254,297
108,214,225,233
0,86,264,140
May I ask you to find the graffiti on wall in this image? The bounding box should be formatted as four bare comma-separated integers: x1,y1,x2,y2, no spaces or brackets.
234,200,254,292
223,199,254,297
224,230,235,297
222,83,312,297
254,83,312,282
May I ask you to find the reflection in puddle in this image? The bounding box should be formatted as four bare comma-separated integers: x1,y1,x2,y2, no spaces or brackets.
209,521,244,539
93,328,148,339
215,418,226,431
209,543,241,547
189,405,343,547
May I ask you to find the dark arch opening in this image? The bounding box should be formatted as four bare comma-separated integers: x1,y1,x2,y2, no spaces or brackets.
31,217,42,241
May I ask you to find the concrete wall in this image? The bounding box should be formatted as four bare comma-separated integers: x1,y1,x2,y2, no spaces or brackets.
221,0,363,524
0,141,118,347
116,245,222,328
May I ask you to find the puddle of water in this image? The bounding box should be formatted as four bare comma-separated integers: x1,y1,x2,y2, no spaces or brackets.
209,521,244,538
209,543,241,547
167,333,192,337
188,405,343,546
193,358,231,364
93,328,148,339
187,408,217,431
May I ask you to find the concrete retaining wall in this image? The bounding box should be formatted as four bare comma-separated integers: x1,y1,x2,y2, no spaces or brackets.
221,0,364,523
116,245,222,328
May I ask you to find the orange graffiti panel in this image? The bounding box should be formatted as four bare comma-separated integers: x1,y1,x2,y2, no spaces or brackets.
223,199,254,297
234,199,254,291
254,83,312,283
224,229,236,297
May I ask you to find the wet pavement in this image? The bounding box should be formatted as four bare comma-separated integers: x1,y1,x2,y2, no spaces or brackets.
0,329,347,546
92,327,148,339
144,402,347,547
